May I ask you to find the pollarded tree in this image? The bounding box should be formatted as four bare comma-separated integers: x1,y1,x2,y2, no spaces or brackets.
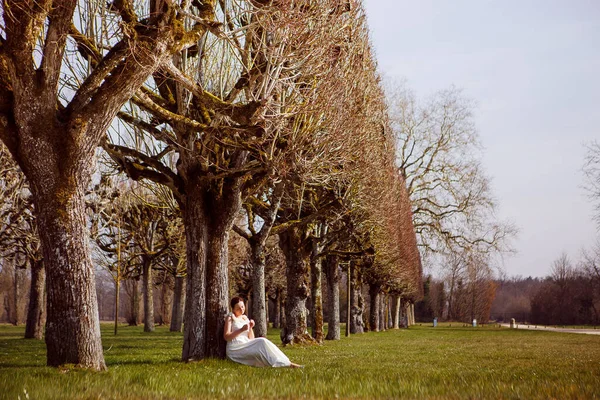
102,1,370,358
0,0,206,369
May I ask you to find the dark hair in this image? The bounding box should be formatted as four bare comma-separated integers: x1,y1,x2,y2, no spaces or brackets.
230,296,244,310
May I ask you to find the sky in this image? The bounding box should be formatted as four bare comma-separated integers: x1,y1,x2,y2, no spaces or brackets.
362,0,600,278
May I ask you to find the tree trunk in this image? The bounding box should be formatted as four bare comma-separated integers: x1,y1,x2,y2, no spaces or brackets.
25,259,45,339
391,294,401,329
250,241,268,337
142,255,155,332
181,189,208,361
12,264,19,325
272,289,281,329
127,279,140,326
378,293,386,331
324,255,340,340
350,266,364,334
279,227,313,345
310,242,324,343
204,223,230,358
114,277,120,335
170,275,186,332
369,283,380,332
35,191,106,370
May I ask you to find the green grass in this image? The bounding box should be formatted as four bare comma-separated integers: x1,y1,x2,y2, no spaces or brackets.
1,323,599,399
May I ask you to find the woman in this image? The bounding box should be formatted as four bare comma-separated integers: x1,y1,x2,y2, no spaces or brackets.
224,296,302,368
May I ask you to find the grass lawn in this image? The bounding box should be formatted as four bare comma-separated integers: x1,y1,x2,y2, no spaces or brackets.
1,323,599,399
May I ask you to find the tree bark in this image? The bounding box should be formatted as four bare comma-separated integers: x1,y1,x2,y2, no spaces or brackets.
114,277,120,335
142,255,155,332
324,255,340,340
350,266,364,334
272,289,281,329
204,223,231,358
36,191,106,370
250,241,268,337
25,259,45,339
378,293,386,331
279,227,314,345
369,283,380,332
391,294,401,329
310,241,324,343
170,275,186,332
12,264,19,325
181,188,208,361
127,279,140,326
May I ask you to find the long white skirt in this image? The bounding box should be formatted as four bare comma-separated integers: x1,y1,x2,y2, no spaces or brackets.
226,337,291,368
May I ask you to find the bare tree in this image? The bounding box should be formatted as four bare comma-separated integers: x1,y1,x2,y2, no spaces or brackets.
0,0,204,369
387,82,516,256
584,141,600,228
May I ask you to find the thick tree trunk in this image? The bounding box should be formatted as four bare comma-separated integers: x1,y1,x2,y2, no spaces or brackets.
279,228,313,345
391,294,401,329
350,266,364,334
25,259,45,339
170,275,186,332
142,256,155,332
250,242,268,337
310,243,324,343
36,191,106,370
204,224,230,358
181,190,208,361
324,255,340,340
369,283,380,332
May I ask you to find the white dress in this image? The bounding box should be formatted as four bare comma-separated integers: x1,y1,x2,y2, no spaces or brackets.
226,313,291,367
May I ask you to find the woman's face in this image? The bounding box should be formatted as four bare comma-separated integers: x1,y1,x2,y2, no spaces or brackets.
233,301,245,316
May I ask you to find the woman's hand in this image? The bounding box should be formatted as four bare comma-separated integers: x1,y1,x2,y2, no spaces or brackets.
249,319,255,330
240,324,248,332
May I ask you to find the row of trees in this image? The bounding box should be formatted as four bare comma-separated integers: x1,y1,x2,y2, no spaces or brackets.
0,0,426,370
489,248,600,325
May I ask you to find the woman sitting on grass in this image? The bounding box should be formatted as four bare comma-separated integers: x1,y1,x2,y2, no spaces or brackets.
224,296,302,368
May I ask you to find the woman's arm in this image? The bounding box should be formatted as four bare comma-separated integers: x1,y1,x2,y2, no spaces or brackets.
248,319,255,339
223,316,248,342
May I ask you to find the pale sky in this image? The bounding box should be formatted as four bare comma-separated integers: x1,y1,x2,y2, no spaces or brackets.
363,0,600,277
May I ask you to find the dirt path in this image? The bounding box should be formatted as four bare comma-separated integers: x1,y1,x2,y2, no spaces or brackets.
500,323,600,335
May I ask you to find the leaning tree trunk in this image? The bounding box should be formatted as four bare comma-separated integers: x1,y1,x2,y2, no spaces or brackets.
142,255,155,332
25,259,45,339
310,243,324,343
170,275,186,332
391,294,401,329
279,227,314,345
324,255,340,340
350,265,364,334
368,283,380,332
250,241,268,337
